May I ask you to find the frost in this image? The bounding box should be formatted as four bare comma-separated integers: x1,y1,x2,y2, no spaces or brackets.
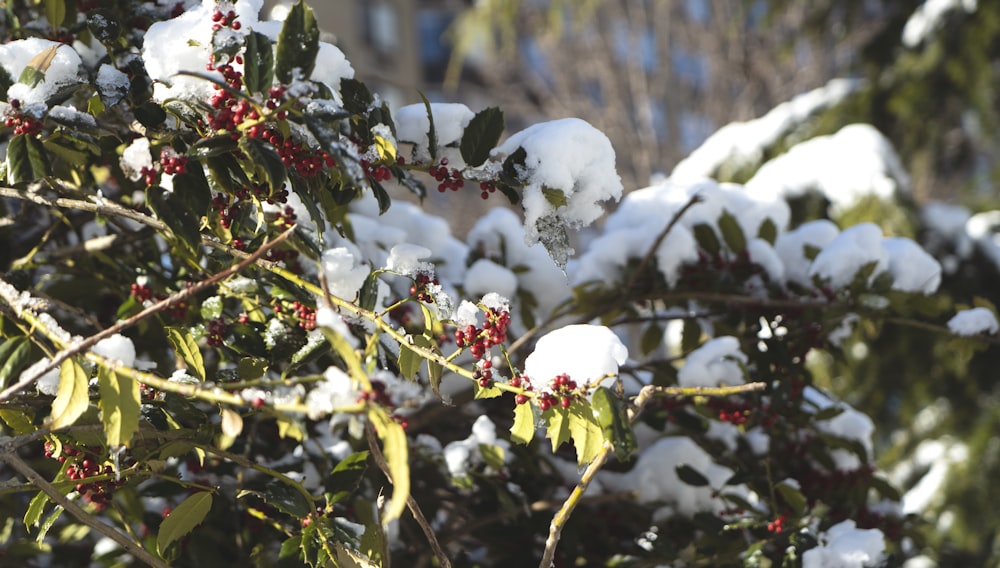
495,118,623,267
321,247,370,300
947,307,998,336
802,520,886,568
677,336,747,388
523,325,627,391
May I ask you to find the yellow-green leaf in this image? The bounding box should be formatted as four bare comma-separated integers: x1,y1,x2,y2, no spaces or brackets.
510,401,535,445
97,367,140,447
776,482,807,516
157,492,213,556
220,408,243,438
567,401,604,466
546,406,571,452
592,387,637,462
165,327,205,381
24,490,49,529
49,358,89,430
367,407,409,526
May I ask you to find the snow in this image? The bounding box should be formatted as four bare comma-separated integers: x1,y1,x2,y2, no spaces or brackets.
305,366,359,420
316,307,359,348
120,138,153,182
28,359,61,396
893,438,968,514
454,301,480,327
92,334,137,368
96,64,130,106
745,124,910,213
802,520,886,568
321,247,370,301
808,223,888,290
394,103,474,162
464,258,518,301
307,41,355,99
677,336,747,388
902,0,977,48
523,325,628,391
774,220,840,288
947,307,999,336
804,387,875,471
494,118,624,266
965,210,1000,271
442,415,509,478
671,79,861,182
385,243,432,277
882,237,941,294
0,39,84,106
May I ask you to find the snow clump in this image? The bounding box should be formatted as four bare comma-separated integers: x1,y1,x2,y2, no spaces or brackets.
947,307,999,336
677,336,747,388
523,325,627,392
802,520,886,568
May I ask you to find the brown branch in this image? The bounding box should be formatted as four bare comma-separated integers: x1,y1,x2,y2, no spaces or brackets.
365,422,452,568
0,228,293,402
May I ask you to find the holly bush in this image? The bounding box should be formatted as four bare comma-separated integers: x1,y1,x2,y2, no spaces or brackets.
0,1,996,567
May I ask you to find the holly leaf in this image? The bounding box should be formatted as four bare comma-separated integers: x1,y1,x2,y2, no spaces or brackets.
239,136,286,193
567,401,604,466
97,367,140,447
591,387,637,462
675,464,710,487
546,406,571,453
640,322,663,356
693,223,721,255
460,107,504,167
243,31,274,95
326,451,369,505
541,186,567,208
157,492,213,555
367,407,409,526
776,482,806,516
275,1,319,84
18,45,59,87
49,358,89,430
0,336,32,388
6,134,51,185
419,91,438,162
510,401,535,445
718,209,746,252
165,327,205,381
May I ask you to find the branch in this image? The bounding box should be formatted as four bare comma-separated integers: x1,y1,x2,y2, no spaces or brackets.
537,381,766,568
366,422,452,568
0,449,170,568
0,228,292,402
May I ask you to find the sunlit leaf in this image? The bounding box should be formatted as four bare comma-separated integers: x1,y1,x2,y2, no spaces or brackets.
49,358,89,430
157,492,213,555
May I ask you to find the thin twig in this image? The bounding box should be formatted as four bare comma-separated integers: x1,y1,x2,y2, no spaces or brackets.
0,228,293,402
0,450,170,568
366,422,452,568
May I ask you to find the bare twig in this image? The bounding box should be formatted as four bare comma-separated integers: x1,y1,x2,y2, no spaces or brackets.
0,228,293,402
0,449,170,568
366,422,452,568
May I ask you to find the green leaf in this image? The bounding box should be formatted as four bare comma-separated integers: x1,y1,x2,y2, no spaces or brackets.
24,491,49,529
147,186,202,257
0,408,35,435
640,322,663,356
510,401,535,445
134,101,167,129
869,475,902,501
546,406,571,452
718,209,746,252
479,443,506,471
340,78,374,116
675,463,710,487
427,358,443,399
776,482,807,516
190,135,239,159
397,338,422,381
541,186,568,209
275,1,320,84
165,327,206,381
460,107,504,167
264,479,312,518
157,492,213,555
6,134,51,185
591,387,637,462
44,0,67,31
326,451,369,505
49,358,89,430
237,357,268,380
474,381,502,399
812,405,845,421
692,223,721,255
758,218,778,244
681,319,702,354
358,272,380,312
0,336,32,388
567,401,605,466
97,367,140,447
367,407,409,526
86,9,121,44
419,91,438,162
370,179,391,215
239,136,286,193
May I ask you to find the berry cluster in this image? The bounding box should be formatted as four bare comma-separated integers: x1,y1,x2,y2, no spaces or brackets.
429,157,464,193
130,282,153,303
709,399,752,426
510,374,533,405
478,181,498,200
207,317,226,347
44,442,124,510
474,359,494,388
409,272,439,303
160,148,188,175
290,300,316,330
3,101,42,137
766,513,788,533
539,373,577,411
362,159,392,183
211,7,241,31
454,307,511,360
